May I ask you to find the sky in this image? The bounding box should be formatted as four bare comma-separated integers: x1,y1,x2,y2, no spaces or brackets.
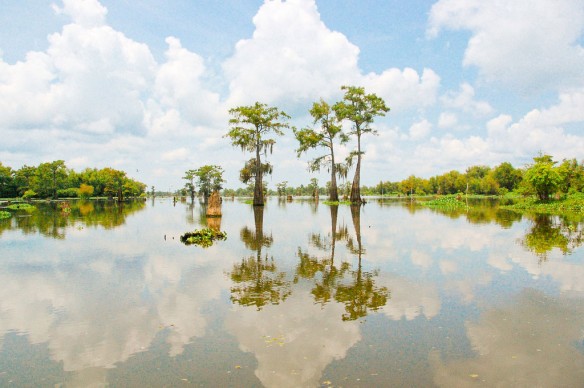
1,0,583,191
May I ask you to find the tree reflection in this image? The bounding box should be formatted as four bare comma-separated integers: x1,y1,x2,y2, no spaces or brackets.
421,199,523,228
297,205,389,321
229,206,291,310
0,200,146,238
521,214,583,262
334,205,389,321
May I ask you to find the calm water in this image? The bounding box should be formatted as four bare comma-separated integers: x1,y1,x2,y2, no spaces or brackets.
0,198,583,387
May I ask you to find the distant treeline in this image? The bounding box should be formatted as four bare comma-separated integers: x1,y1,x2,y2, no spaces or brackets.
0,160,146,199
223,156,584,199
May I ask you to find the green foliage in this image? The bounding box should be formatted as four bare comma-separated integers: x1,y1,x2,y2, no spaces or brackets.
78,183,94,199
7,203,36,213
422,195,467,209
557,158,584,194
0,162,17,198
524,154,562,200
22,189,37,199
493,162,523,191
183,169,197,201
35,160,67,199
180,228,227,247
194,165,225,201
0,211,11,220
322,200,352,205
333,85,390,202
1,162,145,199
226,102,290,206
294,99,349,201
502,192,584,215
57,188,79,198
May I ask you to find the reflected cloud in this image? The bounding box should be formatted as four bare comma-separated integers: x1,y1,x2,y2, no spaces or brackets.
431,289,584,387
0,236,230,372
225,289,361,388
377,274,441,320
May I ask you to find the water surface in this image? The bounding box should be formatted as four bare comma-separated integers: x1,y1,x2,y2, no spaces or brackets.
0,198,583,386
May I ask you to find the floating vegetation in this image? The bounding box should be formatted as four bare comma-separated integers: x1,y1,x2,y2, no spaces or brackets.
0,211,11,220
322,200,352,206
180,228,227,247
7,203,36,212
501,193,584,215
421,195,467,209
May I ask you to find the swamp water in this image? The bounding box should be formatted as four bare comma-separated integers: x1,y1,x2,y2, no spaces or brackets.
0,198,583,387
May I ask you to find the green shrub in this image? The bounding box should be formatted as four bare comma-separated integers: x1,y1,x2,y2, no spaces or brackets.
0,211,11,220
78,183,94,199
57,188,79,198
22,190,37,200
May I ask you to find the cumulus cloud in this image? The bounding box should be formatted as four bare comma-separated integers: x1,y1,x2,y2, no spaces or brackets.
440,83,493,116
150,37,223,134
428,0,584,92
487,91,584,159
438,112,458,129
223,0,360,107
52,0,107,27
364,67,440,112
224,0,439,111
408,119,432,140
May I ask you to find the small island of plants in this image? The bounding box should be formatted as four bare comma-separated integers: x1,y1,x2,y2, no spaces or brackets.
180,228,227,247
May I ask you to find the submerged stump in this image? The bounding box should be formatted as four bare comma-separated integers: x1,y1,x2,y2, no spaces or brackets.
206,191,222,217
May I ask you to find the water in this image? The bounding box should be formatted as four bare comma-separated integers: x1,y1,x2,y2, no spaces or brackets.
0,198,583,387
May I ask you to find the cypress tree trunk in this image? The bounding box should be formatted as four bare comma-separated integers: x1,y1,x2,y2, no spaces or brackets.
350,132,362,203
253,141,264,206
330,149,339,202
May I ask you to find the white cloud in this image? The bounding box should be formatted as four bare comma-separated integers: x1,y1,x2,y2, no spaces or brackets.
161,147,189,162
150,37,223,131
224,0,439,112
441,82,493,116
408,119,432,140
364,67,440,112
428,0,584,92
487,91,584,158
52,0,107,27
223,0,360,107
438,112,458,129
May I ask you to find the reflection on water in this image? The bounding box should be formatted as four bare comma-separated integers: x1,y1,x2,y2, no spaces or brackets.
0,200,146,239
229,206,292,310
520,214,584,261
431,289,584,387
0,198,582,386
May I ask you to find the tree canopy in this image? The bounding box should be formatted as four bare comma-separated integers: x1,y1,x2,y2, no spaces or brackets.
225,102,290,206
294,99,349,201
333,86,389,203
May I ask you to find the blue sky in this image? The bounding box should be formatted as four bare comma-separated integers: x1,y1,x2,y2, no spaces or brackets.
1,0,583,191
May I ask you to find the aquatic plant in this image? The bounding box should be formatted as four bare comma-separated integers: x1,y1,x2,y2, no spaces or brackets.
180,228,227,247
0,211,11,220
421,195,467,209
7,203,36,212
501,192,584,215
322,200,352,206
